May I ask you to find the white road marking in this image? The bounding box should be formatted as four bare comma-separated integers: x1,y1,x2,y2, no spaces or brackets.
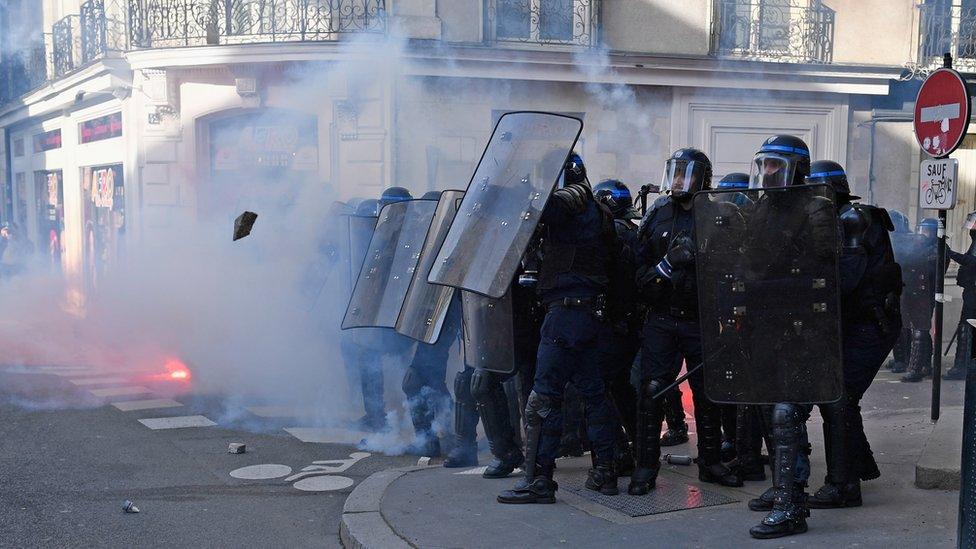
89,386,153,397
69,376,128,386
283,427,363,445
454,466,524,476
417,456,431,466
230,464,293,480
293,475,354,492
246,406,308,418
111,398,183,411
138,415,217,430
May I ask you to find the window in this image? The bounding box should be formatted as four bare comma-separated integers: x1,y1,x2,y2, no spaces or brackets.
714,0,834,63
12,137,23,157
492,0,595,46
920,0,976,61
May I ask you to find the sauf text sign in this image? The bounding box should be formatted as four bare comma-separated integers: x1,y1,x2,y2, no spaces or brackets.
919,158,959,210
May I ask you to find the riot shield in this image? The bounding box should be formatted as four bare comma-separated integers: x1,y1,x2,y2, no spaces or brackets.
694,184,844,405
427,112,583,298
395,190,466,343
461,289,517,374
891,232,937,330
342,199,439,330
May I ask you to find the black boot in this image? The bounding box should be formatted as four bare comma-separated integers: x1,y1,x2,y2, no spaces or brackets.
945,366,968,380
498,463,557,504
901,329,932,383
630,379,665,495
660,424,689,446
749,484,809,539
808,481,862,508
473,370,525,478
730,405,766,484
484,447,525,479
750,404,809,539
615,439,635,477
585,460,619,496
748,487,775,511
694,392,741,487
405,436,442,457
698,461,743,487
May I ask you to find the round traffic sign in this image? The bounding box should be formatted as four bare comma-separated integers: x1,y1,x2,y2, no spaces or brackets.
914,68,972,158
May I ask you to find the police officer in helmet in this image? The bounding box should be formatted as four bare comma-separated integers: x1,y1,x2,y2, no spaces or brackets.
631,147,741,497
798,161,901,512
497,153,622,504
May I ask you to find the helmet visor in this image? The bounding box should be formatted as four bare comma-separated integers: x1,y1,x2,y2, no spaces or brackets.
749,153,796,189
661,159,705,198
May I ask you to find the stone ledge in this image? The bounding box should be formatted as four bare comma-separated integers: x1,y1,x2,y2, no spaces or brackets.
916,407,963,490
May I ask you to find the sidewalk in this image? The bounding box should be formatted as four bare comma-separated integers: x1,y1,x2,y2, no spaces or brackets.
342,371,964,548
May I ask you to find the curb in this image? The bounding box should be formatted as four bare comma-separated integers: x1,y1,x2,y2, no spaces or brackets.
915,407,963,490
340,466,428,549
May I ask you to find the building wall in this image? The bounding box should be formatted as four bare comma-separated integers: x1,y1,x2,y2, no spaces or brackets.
828,0,917,66
602,0,712,55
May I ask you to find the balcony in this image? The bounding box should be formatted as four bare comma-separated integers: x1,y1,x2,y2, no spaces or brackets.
919,2,976,72
712,0,835,64
126,0,387,49
486,0,599,48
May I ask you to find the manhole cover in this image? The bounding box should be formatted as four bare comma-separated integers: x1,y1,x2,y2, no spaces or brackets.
560,471,738,517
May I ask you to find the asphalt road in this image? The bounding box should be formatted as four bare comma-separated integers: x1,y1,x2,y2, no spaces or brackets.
0,369,417,548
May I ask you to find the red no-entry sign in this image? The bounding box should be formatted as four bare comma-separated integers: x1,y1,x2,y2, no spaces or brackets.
914,67,972,158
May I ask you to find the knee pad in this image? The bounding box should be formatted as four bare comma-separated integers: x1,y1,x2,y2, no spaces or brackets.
454,368,474,402
470,368,497,402
524,391,554,426
771,403,803,429
640,379,665,400
402,367,423,397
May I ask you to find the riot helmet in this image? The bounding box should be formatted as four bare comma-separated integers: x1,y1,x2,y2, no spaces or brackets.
356,198,380,217
661,148,712,201
717,172,749,190
749,135,811,189
593,179,640,219
888,210,910,233
918,217,939,239
379,186,413,207
421,190,442,200
807,160,860,201
346,197,366,211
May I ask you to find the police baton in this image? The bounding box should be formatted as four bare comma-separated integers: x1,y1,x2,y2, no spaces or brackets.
649,362,705,401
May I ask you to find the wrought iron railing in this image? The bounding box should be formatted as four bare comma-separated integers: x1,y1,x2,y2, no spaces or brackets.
52,15,80,77
81,0,108,63
712,0,834,63
487,0,599,47
127,0,387,48
919,2,976,72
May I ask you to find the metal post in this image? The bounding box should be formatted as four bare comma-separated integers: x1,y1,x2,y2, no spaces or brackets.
933,52,954,423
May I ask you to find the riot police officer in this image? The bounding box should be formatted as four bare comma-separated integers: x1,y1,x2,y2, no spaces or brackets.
593,178,643,473
342,195,417,432
887,211,913,374
900,217,941,383
743,136,831,539
945,213,976,380
631,148,740,497
498,153,621,504
800,161,901,510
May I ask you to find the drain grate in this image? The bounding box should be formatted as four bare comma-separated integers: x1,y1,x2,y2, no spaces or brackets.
560,472,738,517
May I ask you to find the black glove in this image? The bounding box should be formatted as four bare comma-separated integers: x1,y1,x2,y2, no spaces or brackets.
665,234,695,268
551,183,588,214
636,264,670,304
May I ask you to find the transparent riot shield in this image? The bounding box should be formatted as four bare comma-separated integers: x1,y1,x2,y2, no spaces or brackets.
694,184,844,405
395,190,466,343
427,112,583,298
300,202,355,309
342,199,438,330
461,290,517,374
346,214,378,297
891,232,938,331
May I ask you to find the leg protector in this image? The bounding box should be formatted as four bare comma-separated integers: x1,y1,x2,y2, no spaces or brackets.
444,368,479,468
521,391,554,481
472,368,523,469
629,379,665,495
